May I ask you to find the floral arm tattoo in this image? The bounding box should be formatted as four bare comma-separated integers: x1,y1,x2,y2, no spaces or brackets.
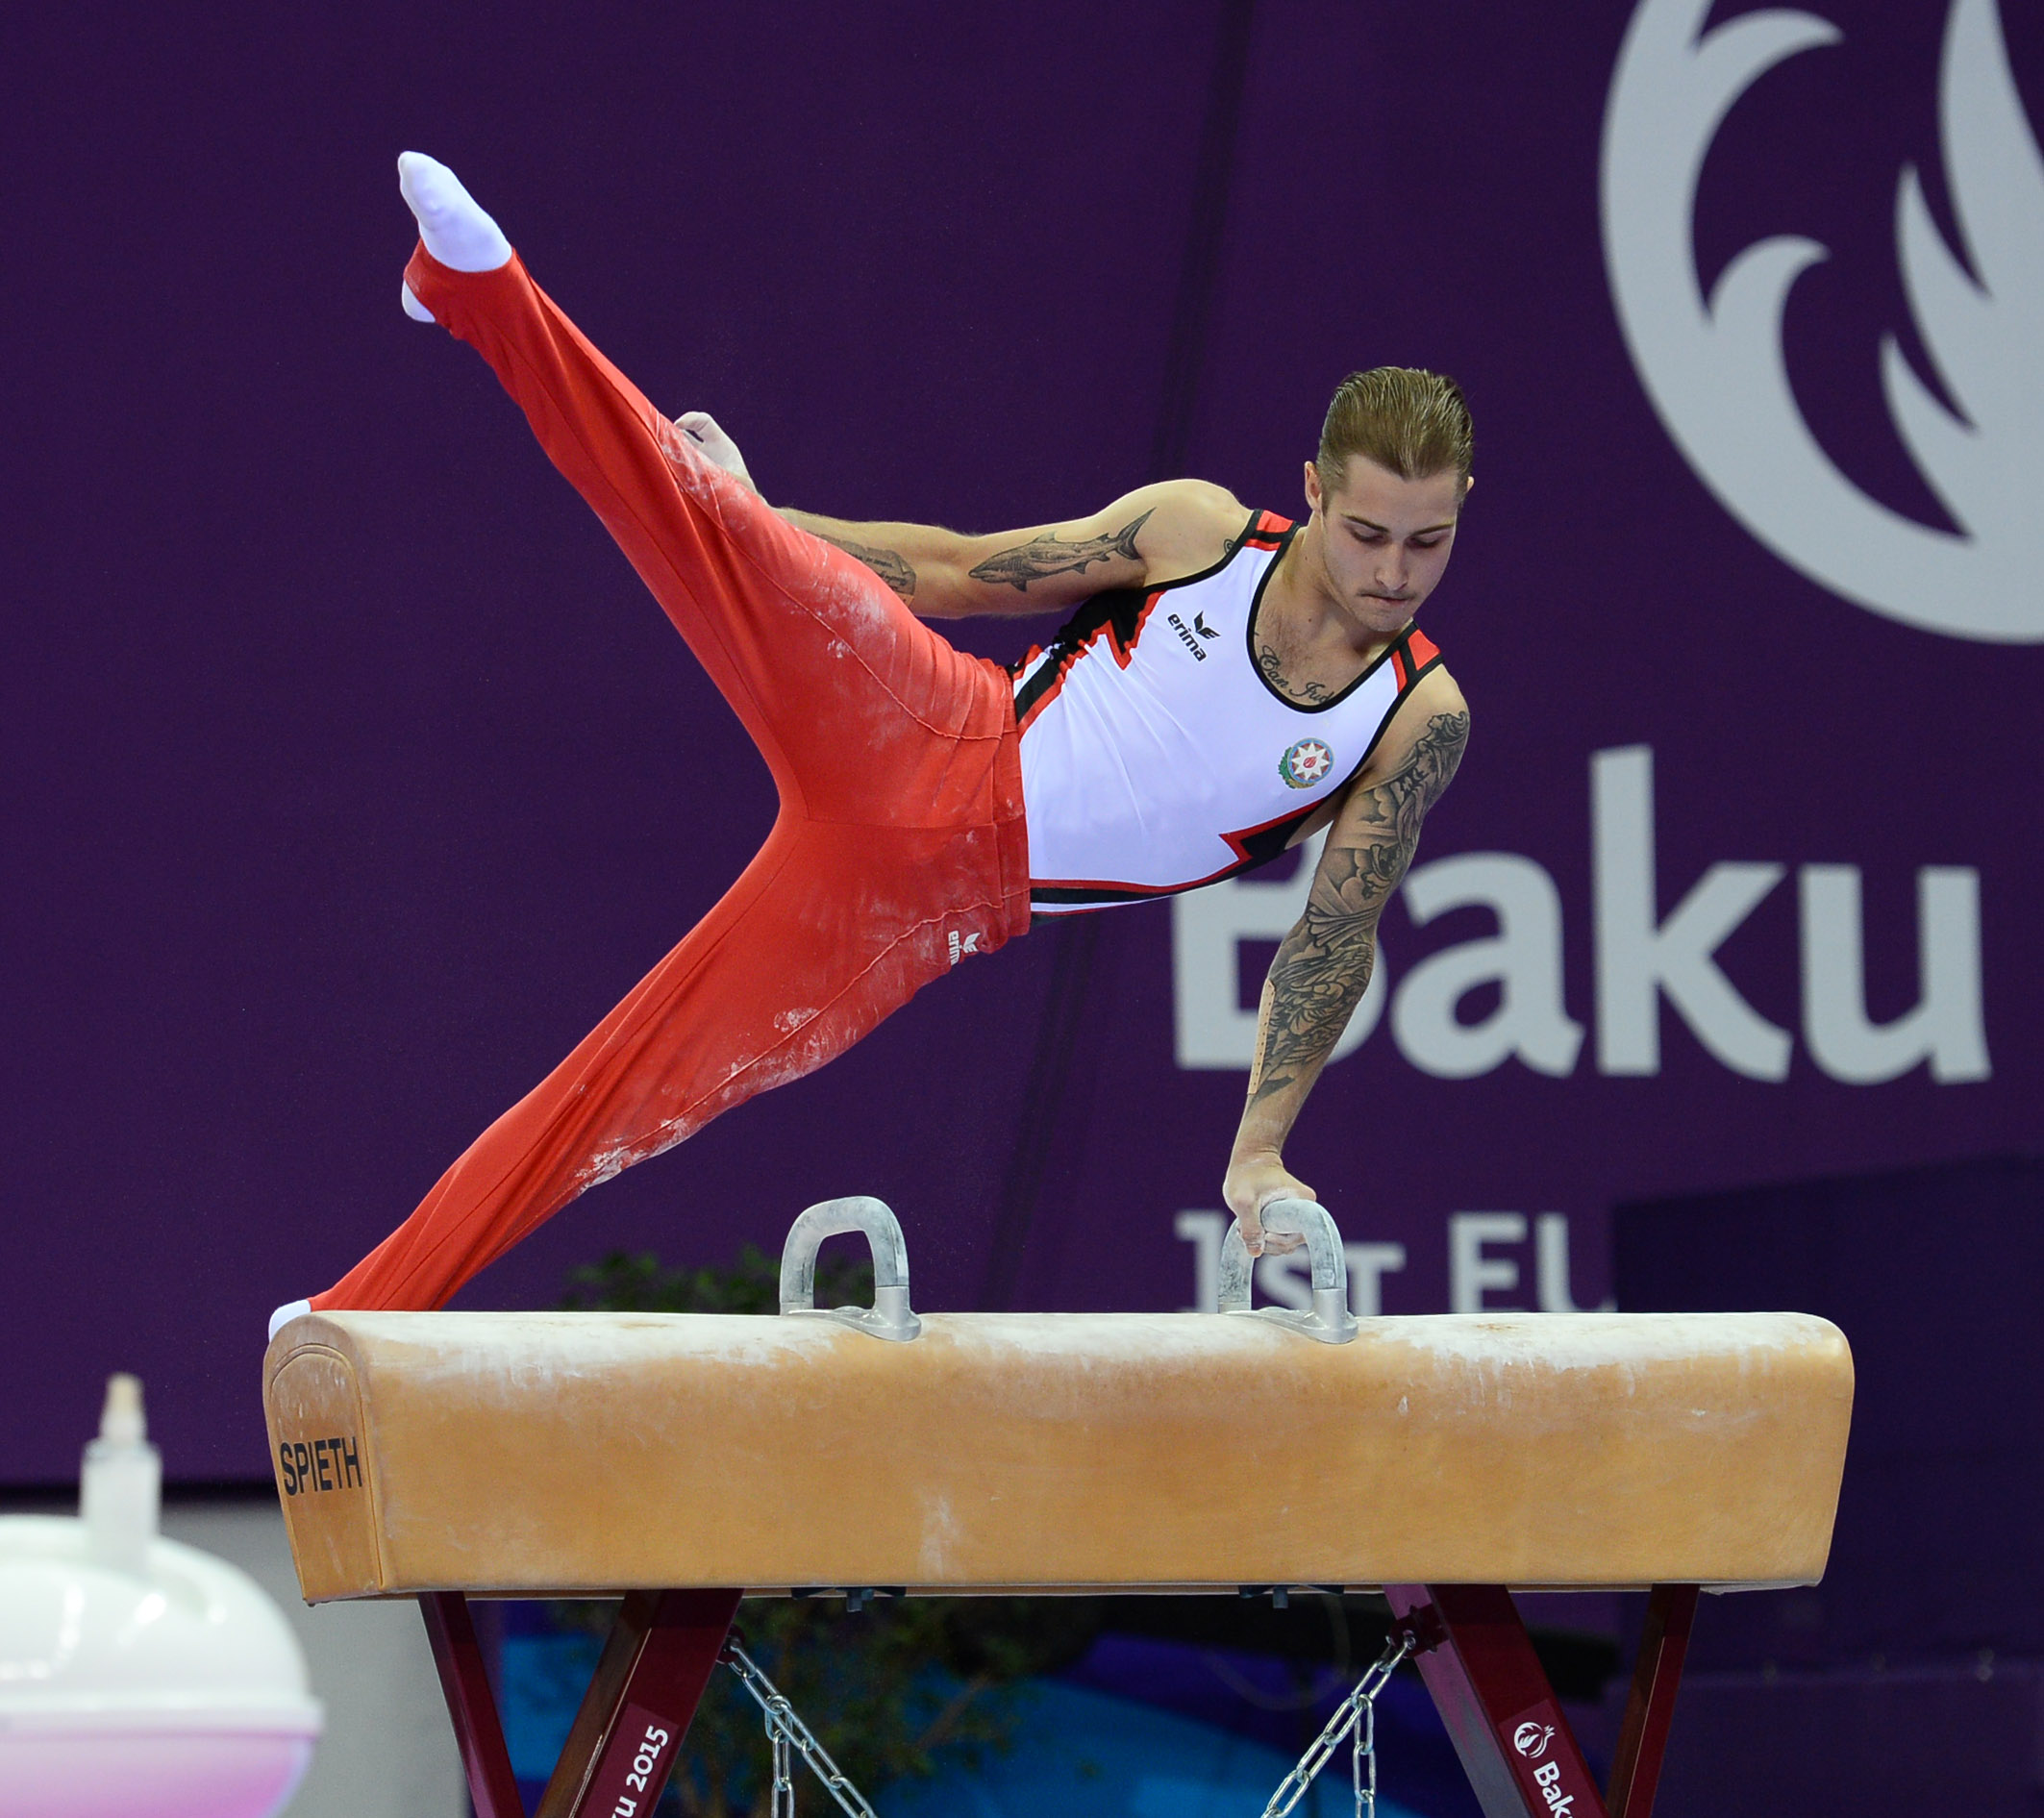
966,510,1153,592
1246,710,1471,1112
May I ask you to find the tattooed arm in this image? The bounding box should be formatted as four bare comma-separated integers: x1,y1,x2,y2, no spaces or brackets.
667,411,1243,614
785,480,1247,617
1222,676,1471,1256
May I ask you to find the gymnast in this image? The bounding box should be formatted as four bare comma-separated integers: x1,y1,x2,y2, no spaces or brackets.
282,154,1472,1323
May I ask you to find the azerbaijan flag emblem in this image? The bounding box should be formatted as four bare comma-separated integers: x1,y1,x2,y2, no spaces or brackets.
1279,737,1334,789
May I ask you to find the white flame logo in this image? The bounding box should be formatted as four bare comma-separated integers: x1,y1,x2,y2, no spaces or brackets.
1602,0,2044,642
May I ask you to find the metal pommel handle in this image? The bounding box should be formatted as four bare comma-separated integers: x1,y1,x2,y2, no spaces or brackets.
1217,1198,1359,1344
779,1196,921,1342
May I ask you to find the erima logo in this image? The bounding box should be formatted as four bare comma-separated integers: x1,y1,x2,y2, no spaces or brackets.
1169,610,1217,659
947,930,982,966
1513,1722,1556,1759
1603,0,2044,641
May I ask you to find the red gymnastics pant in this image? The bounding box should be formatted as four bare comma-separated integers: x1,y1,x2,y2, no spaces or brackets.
314,245,1031,1312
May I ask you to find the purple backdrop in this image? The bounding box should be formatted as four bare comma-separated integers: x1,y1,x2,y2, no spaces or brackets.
3,0,2039,1484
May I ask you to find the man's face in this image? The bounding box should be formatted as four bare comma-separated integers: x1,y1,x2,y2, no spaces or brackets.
1304,456,1467,637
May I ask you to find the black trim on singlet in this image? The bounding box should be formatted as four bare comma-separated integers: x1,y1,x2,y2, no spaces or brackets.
1011,585,1149,725
1310,626,1446,802
1010,509,1282,723
1024,622,1448,910
1029,804,1315,909
1242,567,1417,716
1401,636,1446,693
1146,508,1284,593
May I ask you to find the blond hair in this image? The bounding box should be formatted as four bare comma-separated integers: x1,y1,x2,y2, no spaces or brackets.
1317,367,1473,493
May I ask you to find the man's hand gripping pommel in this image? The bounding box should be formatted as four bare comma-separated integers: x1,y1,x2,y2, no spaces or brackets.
1222,1154,1316,1258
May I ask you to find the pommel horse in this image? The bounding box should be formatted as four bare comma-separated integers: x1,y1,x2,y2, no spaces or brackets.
262,1199,1853,1818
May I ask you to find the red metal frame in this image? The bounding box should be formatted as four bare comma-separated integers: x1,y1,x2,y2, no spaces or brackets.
421,1587,739,1818
1387,1582,1699,1818
1607,1583,1699,1818
425,1581,1692,1817
421,1591,527,1818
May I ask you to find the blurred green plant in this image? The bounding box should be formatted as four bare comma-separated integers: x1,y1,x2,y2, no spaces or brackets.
561,1240,859,1316
559,1245,1100,1817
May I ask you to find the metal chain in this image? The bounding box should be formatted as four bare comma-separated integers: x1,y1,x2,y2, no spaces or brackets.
721,1637,880,1818
726,1621,1408,1818
1260,1629,1414,1818
771,1708,794,1818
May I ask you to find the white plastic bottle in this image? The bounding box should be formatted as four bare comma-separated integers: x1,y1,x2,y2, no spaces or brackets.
80,1372,162,1578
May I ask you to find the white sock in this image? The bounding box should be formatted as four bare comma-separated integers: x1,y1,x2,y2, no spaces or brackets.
268,1299,312,1342
396,151,511,319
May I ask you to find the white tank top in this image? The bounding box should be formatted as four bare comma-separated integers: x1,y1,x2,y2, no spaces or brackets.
1011,511,1443,913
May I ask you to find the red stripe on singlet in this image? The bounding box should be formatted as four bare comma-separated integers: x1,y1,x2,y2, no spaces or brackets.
1243,509,1294,551
1391,627,1442,691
